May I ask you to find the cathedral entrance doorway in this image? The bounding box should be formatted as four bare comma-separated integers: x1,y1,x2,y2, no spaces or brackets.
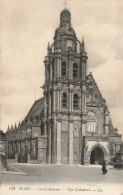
90,146,104,165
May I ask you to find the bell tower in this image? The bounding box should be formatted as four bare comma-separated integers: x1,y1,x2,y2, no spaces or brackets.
43,9,88,164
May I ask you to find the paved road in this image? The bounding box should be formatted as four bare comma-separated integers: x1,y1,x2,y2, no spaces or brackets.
1,163,123,184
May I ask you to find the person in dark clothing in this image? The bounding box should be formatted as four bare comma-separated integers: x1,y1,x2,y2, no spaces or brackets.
102,160,107,175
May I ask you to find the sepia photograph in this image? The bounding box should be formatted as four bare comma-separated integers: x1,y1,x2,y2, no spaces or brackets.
0,0,123,194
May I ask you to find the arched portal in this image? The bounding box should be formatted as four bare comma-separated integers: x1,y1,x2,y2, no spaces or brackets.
90,146,104,165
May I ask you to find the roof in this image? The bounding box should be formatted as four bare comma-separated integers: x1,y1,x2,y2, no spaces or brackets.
25,98,44,119
87,101,104,107
56,26,76,37
0,130,6,141
60,9,71,15
109,129,121,137
86,73,106,106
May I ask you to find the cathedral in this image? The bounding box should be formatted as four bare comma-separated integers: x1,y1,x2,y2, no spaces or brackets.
5,9,122,165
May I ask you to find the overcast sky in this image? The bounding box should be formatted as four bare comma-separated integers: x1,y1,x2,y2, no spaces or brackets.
1,0,123,135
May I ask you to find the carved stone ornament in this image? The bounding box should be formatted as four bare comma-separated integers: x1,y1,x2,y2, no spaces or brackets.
74,130,79,137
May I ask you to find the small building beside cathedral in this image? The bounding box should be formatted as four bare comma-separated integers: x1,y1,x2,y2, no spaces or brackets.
5,9,122,165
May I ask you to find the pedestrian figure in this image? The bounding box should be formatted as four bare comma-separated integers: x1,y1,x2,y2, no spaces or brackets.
102,160,107,175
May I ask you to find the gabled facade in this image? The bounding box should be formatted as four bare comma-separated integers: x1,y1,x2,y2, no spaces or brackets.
5,9,122,165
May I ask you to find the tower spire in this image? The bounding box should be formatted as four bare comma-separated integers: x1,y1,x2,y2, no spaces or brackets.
47,42,50,49
14,123,17,130
47,42,51,54
18,121,21,128
11,124,13,130
81,37,85,52
7,125,10,132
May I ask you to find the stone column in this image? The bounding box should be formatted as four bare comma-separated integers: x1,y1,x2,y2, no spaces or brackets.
68,49,74,80
71,90,73,112
50,62,52,81
81,86,87,135
44,122,47,136
45,64,47,82
104,110,109,135
53,89,56,113
69,122,73,164
57,89,61,111
81,86,87,164
59,58,61,78
46,121,51,163
44,91,47,116
57,58,59,78
44,56,49,82
69,88,73,112
69,90,72,112
81,120,86,136
54,48,61,79
81,52,88,82
28,154,30,163
54,58,57,80
15,153,18,162
57,121,61,164
57,57,62,78
48,92,51,115
59,90,61,110
81,86,86,113
57,90,60,110
51,119,57,164
37,137,47,163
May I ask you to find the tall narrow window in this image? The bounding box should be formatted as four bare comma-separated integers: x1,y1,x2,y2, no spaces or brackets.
73,63,78,78
52,63,54,79
62,93,67,108
61,62,66,76
95,94,97,98
48,65,50,80
73,94,78,109
32,139,38,158
41,123,45,135
87,111,97,132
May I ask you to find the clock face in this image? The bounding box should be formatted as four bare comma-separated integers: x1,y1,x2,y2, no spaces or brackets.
74,131,79,137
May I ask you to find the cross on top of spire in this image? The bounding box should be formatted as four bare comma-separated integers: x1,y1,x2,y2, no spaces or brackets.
63,0,68,9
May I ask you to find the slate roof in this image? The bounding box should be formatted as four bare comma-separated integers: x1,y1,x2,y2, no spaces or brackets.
87,73,103,97
87,101,104,107
0,130,6,141
86,73,106,106
25,98,44,120
109,129,121,137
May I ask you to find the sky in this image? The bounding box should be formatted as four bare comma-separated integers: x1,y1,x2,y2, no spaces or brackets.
1,0,123,135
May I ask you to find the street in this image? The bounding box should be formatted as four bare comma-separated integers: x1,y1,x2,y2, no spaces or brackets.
1,163,123,184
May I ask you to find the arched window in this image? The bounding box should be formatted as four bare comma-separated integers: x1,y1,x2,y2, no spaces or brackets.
73,63,78,78
73,94,78,109
41,123,45,135
32,139,38,157
61,62,66,76
62,93,67,108
52,63,54,79
87,111,97,132
95,94,97,98
48,65,50,80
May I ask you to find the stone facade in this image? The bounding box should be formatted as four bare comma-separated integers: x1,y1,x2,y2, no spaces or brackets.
0,131,7,172
5,9,122,165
